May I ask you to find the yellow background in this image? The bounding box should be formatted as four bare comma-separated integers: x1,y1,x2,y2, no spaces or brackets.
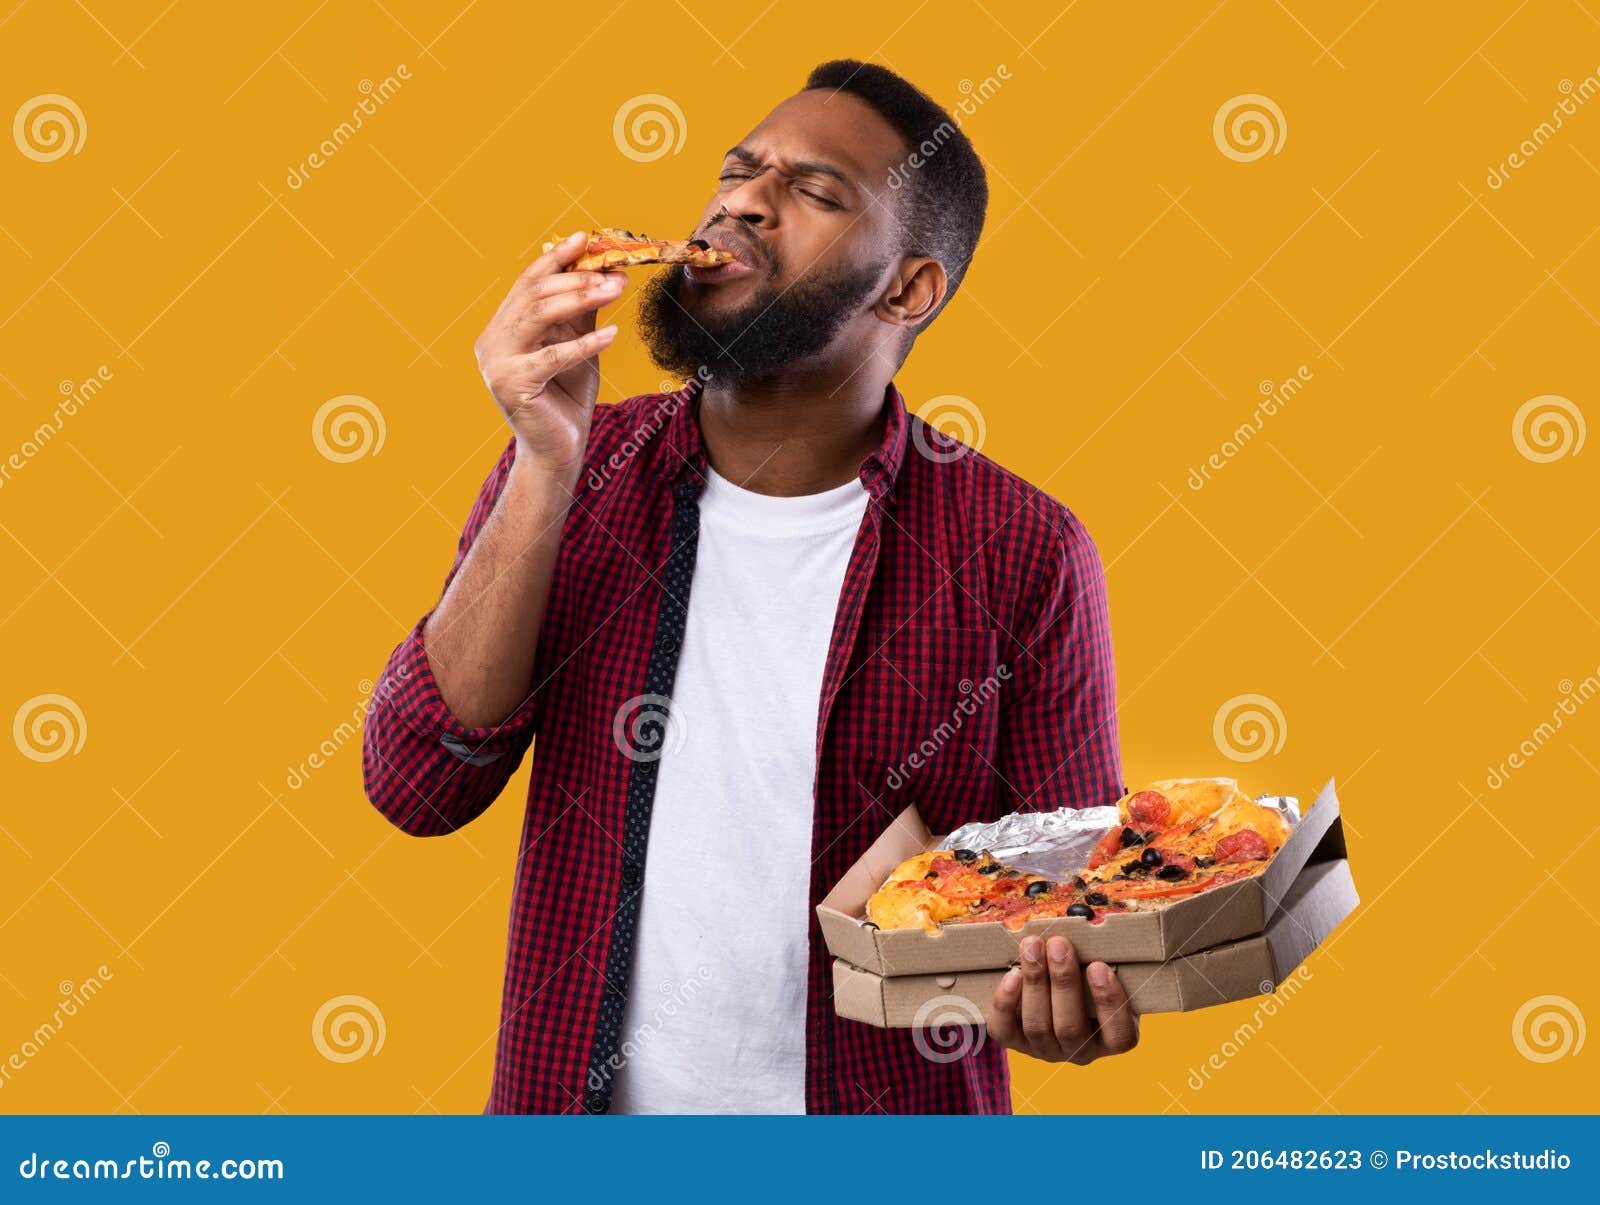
2,0,1595,1114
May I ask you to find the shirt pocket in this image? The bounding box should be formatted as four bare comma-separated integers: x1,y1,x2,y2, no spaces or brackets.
845,625,1005,834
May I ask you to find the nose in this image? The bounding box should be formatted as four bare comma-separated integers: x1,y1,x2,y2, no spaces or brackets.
718,175,776,231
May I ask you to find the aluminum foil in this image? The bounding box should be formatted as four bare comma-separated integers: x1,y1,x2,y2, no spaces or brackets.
938,794,1300,882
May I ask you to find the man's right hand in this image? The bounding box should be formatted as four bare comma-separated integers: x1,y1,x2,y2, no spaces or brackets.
421,235,626,729
473,229,627,476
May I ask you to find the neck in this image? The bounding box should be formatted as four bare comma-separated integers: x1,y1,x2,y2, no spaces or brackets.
697,367,891,497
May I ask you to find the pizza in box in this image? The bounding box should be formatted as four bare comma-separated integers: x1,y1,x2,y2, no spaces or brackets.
865,778,1291,934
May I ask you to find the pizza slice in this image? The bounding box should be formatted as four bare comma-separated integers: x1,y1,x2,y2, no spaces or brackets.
543,227,734,271
865,848,1045,933
1081,794,1291,909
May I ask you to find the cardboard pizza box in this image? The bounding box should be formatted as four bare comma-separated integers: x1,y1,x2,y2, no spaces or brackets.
816,779,1349,975
831,854,1358,1025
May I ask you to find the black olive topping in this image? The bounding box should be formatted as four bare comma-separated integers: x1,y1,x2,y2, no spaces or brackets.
924,871,939,880
1140,847,1163,867
1118,826,1143,848
688,238,710,249
1066,903,1096,919
977,862,1005,875
952,848,978,863
1195,855,1214,868
1026,880,1053,897
1157,865,1187,881
1084,891,1109,906
1070,875,1087,890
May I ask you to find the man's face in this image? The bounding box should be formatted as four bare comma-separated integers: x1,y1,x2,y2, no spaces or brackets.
638,89,912,385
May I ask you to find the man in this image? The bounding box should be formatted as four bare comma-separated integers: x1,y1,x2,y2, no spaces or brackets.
362,59,1134,1115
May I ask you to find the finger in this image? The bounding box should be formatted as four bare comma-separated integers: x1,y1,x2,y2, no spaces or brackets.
501,325,618,389
523,229,590,280
987,967,1023,1049
1085,962,1139,1055
493,268,623,331
518,270,626,305
1016,937,1059,1059
1046,937,1096,1060
506,274,626,343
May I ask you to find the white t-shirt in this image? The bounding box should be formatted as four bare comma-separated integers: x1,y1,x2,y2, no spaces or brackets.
608,465,871,1114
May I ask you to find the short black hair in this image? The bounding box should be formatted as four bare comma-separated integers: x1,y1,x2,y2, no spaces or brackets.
803,59,988,337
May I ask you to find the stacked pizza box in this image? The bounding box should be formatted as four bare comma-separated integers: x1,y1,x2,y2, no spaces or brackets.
817,779,1357,1025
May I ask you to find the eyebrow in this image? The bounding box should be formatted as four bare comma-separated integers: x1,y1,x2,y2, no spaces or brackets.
723,145,855,188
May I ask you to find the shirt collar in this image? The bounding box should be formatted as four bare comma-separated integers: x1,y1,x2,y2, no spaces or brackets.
657,376,909,501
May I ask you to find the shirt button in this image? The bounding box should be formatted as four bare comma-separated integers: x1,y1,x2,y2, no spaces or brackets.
584,1090,607,1114
662,636,680,654
605,980,624,999
621,861,641,888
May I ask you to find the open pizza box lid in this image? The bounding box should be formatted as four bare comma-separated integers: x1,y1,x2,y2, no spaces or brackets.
831,851,1359,1026
816,779,1348,974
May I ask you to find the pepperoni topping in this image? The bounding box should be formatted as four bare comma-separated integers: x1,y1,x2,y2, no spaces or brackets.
1213,829,1270,864
1126,789,1171,827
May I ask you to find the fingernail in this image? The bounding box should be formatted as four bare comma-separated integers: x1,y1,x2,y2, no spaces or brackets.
1088,963,1111,989
1021,938,1042,964
1002,968,1022,990
567,230,586,244
596,324,618,339
1047,938,1068,966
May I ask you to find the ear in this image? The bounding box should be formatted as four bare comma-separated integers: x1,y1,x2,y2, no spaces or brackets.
874,256,946,331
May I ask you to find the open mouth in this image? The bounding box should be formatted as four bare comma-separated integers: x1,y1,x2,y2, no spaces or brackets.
684,226,763,284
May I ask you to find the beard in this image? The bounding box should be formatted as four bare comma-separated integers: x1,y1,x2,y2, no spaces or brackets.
637,251,888,387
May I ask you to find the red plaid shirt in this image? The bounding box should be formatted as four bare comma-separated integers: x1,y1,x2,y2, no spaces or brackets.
362,380,1121,1114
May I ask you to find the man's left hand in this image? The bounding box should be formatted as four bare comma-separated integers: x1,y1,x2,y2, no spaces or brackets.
988,936,1140,1063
